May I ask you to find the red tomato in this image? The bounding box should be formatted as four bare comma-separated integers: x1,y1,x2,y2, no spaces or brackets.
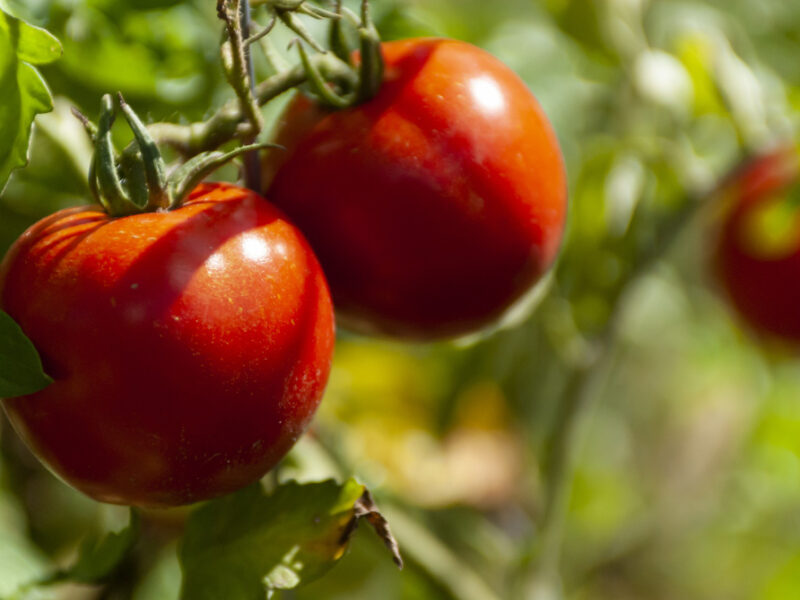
0,184,335,507
716,145,800,343
265,38,568,339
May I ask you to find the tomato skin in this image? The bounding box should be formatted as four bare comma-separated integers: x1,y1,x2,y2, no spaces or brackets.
716,145,800,342
266,38,567,339
0,184,335,507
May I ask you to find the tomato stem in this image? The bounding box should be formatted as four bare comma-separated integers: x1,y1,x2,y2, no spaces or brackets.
292,40,354,108
328,0,351,66
118,93,170,211
70,106,97,141
168,142,279,206
356,0,384,102
278,9,326,52
258,32,289,74
245,13,277,48
146,52,356,156
134,1,383,158
83,0,386,205
79,94,279,217
239,0,263,192
93,95,141,217
219,0,264,143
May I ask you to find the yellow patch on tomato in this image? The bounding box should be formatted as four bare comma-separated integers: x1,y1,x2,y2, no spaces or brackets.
739,191,800,260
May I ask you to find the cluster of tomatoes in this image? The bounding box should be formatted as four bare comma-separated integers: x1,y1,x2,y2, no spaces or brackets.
0,39,568,507
2,26,797,509
3,29,798,508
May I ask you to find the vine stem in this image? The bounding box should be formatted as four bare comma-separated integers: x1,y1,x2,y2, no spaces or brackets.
219,0,263,137
145,52,354,157
520,155,748,599
129,1,373,160
239,0,262,191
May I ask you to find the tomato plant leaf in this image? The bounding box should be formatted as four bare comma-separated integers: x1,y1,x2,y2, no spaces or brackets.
0,309,52,397
179,479,402,600
0,5,61,194
63,509,140,583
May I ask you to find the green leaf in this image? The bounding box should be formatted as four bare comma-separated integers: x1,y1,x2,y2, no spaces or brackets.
0,6,61,194
64,509,140,583
179,479,402,600
0,0,52,23
0,309,52,398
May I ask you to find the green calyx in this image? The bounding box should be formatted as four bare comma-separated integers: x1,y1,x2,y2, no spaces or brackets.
354,0,383,101
291,0,384,109
80,94,276,218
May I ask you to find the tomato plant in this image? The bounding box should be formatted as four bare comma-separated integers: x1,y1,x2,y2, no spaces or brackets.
716,145,800,344
4,0,794,598
0,183,335,507
265,38,568,339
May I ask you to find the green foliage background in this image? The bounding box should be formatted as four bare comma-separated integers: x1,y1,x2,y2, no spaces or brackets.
2,0,800,599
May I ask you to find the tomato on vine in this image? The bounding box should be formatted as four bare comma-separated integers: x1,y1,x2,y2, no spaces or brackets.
0,97,335,507
265,38,568,340
716,144,800,344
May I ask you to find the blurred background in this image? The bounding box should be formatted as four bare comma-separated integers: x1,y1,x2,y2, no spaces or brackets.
2,0,800,598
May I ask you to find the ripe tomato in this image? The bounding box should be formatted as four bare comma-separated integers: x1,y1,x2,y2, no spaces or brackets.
0,184,335,507
716,145,800,343
265,38,568,339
